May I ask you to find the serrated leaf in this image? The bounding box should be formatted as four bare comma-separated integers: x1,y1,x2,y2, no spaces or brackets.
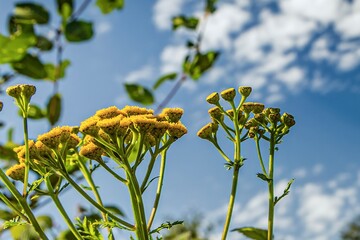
47,93,62,126
96,0,124,14
153,73,177,90
172,15,199,30
65,20,93,42
183,51,219,80
14,3,50,24
257,173,271,182
35,35,53,51
124,83,154,105
45,60,71,81
274,178,295,205
0,34,36,64
11,54,47,79
232,227,267,240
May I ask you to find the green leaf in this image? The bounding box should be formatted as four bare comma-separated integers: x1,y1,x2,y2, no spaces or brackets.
37,215,53,230
0,144,18,161
14,3,50,24
57,229,77,240
232,227,268,240
153,73,177,90
35,35,53,51
256,173,271,182
104,205,125,217
172,15,199,30
274,178,295,205
56,0,73,21
0,210,15,220
47,93,62,126
8,15,35,37
18,104,46,119
65,20,93,42
96,0,124,14
205,0,218,13
11,54,47,79
45,60,71,81
183,51,219,80
0,34,36,64
124,83,154,105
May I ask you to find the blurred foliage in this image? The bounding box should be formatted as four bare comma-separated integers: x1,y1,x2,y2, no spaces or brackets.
342,216,360,240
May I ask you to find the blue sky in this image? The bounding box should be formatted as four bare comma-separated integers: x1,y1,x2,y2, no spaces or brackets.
1,0,360,239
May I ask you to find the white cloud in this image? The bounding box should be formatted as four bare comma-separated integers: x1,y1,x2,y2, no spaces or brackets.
124,65,154,83
201,4,250,50
160,45,188,74
338,51,360,71
204,67,226,85
96,21,112,35
153,0,186,30
336,12,360,39
276,67,305,91
312,164,324,175
293,168,307,178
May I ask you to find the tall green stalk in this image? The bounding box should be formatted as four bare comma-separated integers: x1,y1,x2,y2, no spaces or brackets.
267,133,276,240
22,116,30,197
0,170,48,240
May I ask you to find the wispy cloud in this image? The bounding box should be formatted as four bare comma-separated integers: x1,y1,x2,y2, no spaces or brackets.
124,65,154,83
96,21,112,35
153,0,186,30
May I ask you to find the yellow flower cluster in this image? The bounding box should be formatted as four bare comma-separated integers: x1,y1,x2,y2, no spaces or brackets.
79,105,187,161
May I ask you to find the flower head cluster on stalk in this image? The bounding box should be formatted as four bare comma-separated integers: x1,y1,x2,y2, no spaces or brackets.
6,105,187,180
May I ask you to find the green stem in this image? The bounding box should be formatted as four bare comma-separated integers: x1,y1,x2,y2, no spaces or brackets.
267,133,276,240
255,137,268,176
141,153,158,193
123,161,149,240
22,116,30,197
0,192,28,221
210,138,232,163
147,149,167,231
45,176,82,240
221,163,241,240
0,170,48,240
60,172,134,230
77,159,114,239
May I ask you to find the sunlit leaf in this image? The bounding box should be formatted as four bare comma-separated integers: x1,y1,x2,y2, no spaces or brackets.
183,51,219,80
96,0,124,14
153,73,177,90
0,34,36,64
232,227,268,240
65,20,93,42
47,93,62,126
45,60,71,81
172,15,199,30
124,83,154,105
11,54,47,79
56,0,73,21
14,3,50,24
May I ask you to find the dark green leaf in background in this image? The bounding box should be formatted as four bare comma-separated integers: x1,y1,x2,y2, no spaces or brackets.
47,93,62,126
8,16,35,37
18,104,46,119
14,3,50,24
0,34,36,64
65,20,93,42
104,205,125,217
56,0,73,21
153,73,177,90
45,60,71,81
35,35,53,51
183,51,219,80
205,0,218,13
172,15,199,30
124,83,154,105
232,227,268,240
11,54,47,79
96,0,124,14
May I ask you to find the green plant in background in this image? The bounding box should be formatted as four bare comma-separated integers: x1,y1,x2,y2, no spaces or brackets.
2,84,188,239
198,86,296,240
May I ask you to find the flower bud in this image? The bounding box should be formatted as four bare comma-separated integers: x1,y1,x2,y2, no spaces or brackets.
80,142,103,161
244,118,257,129
6,163,25,181
268,113,281,123
248,126,258,138
254,113,266,124
220,88,236,102
269,108,280,114
161,108,184,123
6,84,36,100
95,106,124,119
167,122,187,139
238,86,252,98
252,103,265,114
241,102,254,114
206,92,219,104
197,123,218,140
281,113,296,127
208,107,224,122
